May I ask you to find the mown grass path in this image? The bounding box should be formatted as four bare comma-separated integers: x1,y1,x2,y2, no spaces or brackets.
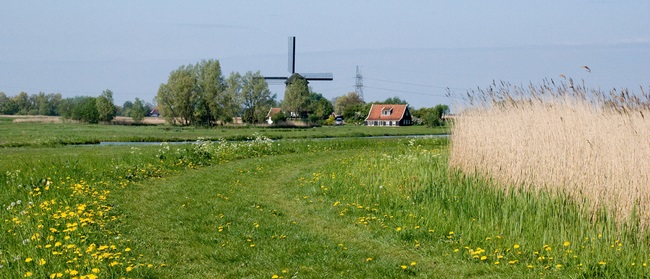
115,149,467,278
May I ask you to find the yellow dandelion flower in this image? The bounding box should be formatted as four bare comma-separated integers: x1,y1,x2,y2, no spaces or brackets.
494,261,500,265
24,272,33,277
410,261,417,266
38,259,46,265
25,258,33,263
563,241,570,247
126,266,133,272
91,268,100,273
599,261,606,265
366,258,373,262
272,275,279,279
401,265,408,269
480,256,487,261
396,227,402,232
513,244,520,249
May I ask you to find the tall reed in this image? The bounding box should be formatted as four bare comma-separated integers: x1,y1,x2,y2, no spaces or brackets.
450,80,650,229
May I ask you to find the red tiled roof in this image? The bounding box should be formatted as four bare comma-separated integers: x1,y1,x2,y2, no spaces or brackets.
266,107,282,118
365,104,408,121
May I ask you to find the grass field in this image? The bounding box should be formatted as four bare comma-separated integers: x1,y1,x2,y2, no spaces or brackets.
0,119,446,147
1,120,649,278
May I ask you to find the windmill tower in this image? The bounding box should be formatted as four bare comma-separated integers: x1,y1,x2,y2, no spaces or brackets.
263,36,334,84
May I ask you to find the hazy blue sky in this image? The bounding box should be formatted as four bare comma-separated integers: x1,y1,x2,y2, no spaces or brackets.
1,1,649,108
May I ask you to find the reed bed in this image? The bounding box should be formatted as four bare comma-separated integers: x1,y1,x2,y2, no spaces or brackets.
450,80,650,229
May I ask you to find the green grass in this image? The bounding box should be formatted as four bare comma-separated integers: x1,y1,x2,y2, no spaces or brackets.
0,121,447,147
1,134,649,278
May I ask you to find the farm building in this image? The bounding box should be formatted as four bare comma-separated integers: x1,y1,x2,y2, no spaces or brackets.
365,104,413,126
265,107,283,124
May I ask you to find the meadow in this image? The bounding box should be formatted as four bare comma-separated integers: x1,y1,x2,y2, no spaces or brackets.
1,116,649,278
0,117,445,147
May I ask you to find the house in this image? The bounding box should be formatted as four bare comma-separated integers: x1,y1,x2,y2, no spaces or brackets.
265,107,283,124
364,104,413,126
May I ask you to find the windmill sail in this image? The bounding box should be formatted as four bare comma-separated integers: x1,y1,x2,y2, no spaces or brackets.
263,36,333,82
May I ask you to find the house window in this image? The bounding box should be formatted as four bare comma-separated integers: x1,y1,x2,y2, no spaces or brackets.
381,108,392,116
374,121,378,126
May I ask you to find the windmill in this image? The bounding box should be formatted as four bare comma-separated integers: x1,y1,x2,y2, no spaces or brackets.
263,36,334,84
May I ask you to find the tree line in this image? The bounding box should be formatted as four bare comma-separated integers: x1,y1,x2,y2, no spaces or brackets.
155,61,339,126
0,90,154,124
1,58,450,127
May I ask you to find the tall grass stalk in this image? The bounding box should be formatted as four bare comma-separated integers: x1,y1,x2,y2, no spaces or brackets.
450,80,650,230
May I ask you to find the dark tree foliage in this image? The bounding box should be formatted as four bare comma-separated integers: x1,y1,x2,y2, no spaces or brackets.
96,89,117,122
412,104,450,127
380,96,408,105
59,96,100,124
308,92,334,120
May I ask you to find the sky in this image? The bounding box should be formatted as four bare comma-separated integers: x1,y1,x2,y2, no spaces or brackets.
1,1,649,109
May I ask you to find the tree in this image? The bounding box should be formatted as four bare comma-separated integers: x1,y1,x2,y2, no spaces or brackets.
59,96,99,123
36,92,50,115
413,104,449,127
380,96,408,104
130,98,146,122
222,72,243,123
241,71,275,124
0,92,18,115
309,92,334,120
271,111,287,124
143,102,154,117
342,103,372,122
282,74,310,118
156,65,199,125
47,93,62,116
96,89,117,122
14,92,32,115
121,101,134,117
334,92,365,115
195,59,227,125
75,97,100,123
156,60,230,126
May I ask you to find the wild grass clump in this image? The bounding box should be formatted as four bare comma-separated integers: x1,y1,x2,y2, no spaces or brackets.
450,79,650,230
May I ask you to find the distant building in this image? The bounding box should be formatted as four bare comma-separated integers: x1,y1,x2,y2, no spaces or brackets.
364,104,412,126
150,108,160,117
265,107,282,124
